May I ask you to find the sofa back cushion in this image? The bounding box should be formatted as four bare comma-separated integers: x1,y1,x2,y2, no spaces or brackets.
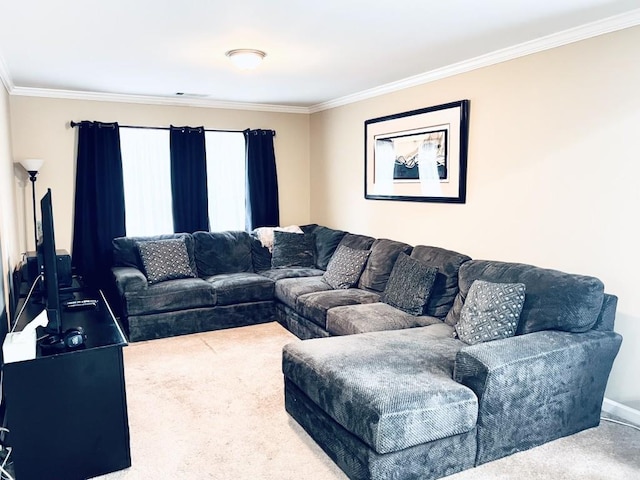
358,238,413,292
312,226,347,270
113,233,197,276
444,260,605,334
410,245,471,318
193,231,253,276
338,233,375,251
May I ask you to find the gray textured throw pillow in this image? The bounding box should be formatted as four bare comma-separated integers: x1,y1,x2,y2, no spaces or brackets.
381,253,438,316
137,238,197,285
454,280,526,345
271,231,315,268
322,244,371,289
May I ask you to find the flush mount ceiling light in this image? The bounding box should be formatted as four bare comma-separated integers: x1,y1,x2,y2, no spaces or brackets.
225,49,266,70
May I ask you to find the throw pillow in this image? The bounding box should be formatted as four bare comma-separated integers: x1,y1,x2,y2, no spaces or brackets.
322,245,371,289
381,253,438,316
137,238,197,285
271,231,315,268
454,280,526,345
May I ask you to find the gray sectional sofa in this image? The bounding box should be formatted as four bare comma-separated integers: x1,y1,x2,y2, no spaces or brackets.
110,223,622,480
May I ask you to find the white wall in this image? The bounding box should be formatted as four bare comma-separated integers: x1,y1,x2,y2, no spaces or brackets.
310,26,640,410
9,97,311,255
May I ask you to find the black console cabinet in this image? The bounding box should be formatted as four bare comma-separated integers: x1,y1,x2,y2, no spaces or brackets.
3,291,131,480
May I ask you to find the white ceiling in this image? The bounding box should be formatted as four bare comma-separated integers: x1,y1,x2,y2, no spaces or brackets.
1,1,639,112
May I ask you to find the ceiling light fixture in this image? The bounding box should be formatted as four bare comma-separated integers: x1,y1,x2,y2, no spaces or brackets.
225,49,266,70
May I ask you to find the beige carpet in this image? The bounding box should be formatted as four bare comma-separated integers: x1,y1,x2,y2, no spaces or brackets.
95,322,640,480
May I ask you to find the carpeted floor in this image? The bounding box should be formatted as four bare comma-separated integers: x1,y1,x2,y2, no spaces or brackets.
95,322,640,480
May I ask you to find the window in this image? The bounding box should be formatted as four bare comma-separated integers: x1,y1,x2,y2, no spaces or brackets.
205,132,246,231
120,128,246,236
120,128,173,237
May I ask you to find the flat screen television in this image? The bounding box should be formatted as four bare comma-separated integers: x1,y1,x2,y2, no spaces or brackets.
37,188,62,335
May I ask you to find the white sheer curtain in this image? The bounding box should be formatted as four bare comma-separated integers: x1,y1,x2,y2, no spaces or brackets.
205,131,246,231
120,128,173,236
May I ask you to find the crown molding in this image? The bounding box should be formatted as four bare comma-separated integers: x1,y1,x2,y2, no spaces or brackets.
308,8,640,113
9,86,310,114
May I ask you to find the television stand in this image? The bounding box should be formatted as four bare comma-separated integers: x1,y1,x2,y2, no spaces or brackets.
2,290,131,480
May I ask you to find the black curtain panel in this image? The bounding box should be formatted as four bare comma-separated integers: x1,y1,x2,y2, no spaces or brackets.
244,129,279,230
170,126,210,233
71,121,126,290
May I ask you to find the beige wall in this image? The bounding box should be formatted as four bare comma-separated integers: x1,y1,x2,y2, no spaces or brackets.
9,97,311,255
310,26,640,409
0,82,20,321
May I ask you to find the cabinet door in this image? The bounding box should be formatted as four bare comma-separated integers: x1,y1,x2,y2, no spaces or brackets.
4,346,131,480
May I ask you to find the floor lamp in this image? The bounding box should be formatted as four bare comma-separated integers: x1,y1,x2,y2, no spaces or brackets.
19,158,44,253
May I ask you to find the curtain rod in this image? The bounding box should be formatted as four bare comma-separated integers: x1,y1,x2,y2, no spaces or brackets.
69,121,275,135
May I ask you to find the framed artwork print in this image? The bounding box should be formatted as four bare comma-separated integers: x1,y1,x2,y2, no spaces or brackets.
364,99,470,203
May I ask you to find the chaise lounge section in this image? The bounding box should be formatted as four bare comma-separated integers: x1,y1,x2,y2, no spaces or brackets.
282,258,622,479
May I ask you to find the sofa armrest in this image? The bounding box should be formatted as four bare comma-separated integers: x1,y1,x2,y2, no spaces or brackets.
453,329,622,465
112,266,148,296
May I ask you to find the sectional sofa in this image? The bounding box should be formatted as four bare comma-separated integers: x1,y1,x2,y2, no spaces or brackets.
110,224,622,480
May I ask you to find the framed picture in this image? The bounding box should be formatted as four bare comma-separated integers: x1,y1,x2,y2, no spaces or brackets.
365,100,470,203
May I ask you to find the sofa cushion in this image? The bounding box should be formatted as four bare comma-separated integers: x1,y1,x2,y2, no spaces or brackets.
299,223,319,235
253,225,303,252
338,233,375,251
250,235,272,272
358,238,413,292
312,226,347,270
125,277,216,316
296,289,381,329
193,231,253,276
322,245,371,289
259,267,325,281
204,273,275,306
445,260,605,334
282,327,477,454
381,253,438,315
326,302,443,336
271,231,315,268
410,245,471,318
275,277,333,310
454,280,526,345
113,233,197,275
137,238,197,285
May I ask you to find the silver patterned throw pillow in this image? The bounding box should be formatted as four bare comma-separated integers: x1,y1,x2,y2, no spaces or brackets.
137,238,197,285
322,245,371,289
455,280,526,345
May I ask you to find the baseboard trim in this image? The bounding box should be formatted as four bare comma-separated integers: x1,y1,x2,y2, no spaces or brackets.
602,398,640,426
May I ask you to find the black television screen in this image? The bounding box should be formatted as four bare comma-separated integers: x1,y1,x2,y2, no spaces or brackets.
38,188,62,335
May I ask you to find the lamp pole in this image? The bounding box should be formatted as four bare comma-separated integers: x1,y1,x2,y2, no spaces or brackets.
27,170,38,252
19,159,44,253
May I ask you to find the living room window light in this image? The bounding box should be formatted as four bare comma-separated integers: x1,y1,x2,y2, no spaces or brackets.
204,131,246,232
120,128,173,236
120,128,246,236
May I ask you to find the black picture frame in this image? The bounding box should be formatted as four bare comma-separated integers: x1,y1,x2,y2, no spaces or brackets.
364,100,470,203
